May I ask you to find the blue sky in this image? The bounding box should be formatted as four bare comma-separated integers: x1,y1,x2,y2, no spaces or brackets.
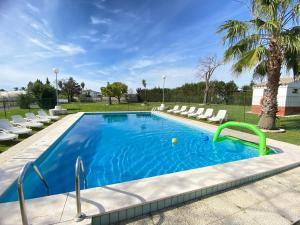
0,0,253,91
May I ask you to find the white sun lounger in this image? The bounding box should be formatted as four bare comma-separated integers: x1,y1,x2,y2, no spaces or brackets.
25,112,51,124
181,106,196,115
197,108,214,119
38,110,60,121
188,108,204,117
0,119,32,135
167,105,179,113
208,110,228,123
11,115,43,128
173,106,187,114
0,129,18,141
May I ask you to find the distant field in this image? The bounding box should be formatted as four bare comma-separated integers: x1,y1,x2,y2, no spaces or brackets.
0,102,299,153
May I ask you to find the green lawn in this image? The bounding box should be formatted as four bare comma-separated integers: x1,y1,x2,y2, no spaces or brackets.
0,102,299,153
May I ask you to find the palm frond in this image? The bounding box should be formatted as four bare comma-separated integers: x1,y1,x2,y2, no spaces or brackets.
252,18,280,33
253,60,267,78
281,26,300,53
285,50,300,77
232,46,267,74
224,34,261,62
217,20,250,44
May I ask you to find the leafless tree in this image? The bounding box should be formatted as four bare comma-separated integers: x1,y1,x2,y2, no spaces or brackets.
197,56,222,104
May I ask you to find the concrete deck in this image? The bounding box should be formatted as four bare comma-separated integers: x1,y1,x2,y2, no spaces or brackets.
0,111,299,225
122,166,300,225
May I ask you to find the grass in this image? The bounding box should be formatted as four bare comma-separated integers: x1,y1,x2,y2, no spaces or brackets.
0,102,299,153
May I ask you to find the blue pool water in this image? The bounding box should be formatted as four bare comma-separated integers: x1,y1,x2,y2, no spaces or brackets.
0,112,261,202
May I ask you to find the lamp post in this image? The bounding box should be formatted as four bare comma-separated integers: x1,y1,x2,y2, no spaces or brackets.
162,75,166,103
239,88,246,122
53,68,59,106
161,75,166,110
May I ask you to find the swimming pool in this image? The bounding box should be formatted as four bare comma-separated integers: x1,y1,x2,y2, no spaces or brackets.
0,112,262,203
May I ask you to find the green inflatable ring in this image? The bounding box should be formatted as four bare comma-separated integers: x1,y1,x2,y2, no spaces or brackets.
213,121,268,156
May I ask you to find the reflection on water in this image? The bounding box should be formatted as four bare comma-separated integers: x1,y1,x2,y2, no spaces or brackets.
102,114,128,123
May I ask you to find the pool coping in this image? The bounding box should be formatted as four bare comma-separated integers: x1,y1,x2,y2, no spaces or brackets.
0,111,299,225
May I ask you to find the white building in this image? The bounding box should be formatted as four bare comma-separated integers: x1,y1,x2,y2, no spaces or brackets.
0,90,26,100
81,89,101,101
251,77,300,116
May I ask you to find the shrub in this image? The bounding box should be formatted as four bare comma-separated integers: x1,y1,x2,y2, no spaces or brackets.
17,94,33,109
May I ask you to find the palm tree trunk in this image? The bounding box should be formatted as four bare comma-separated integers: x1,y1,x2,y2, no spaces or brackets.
258,41,282,130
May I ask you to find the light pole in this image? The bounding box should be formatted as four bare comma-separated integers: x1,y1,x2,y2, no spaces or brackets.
161,75,166,110
53,68,59,106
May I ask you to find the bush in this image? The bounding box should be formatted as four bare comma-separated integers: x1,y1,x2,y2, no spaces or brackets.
39,85,57,109
17,94,33,109
27,80,57,109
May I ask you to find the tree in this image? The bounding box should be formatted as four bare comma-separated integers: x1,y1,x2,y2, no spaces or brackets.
58,77,81,103
45,78,50,85
224,81,239,104
80,82,85,90
218,0,300,129
110,82,128,103
210,80,226,103
242,81,255,92
101,82,113,105
27,79,56,109
197,56,221,104
142,79,147,102
17,93,33,109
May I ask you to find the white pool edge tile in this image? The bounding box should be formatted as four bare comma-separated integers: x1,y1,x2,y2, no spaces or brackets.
0,111,299,225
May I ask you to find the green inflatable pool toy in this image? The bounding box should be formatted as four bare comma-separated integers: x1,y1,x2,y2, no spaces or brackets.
213,121,268,156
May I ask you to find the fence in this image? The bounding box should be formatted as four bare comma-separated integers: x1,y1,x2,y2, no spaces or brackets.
1,93,299,128
138,90,253,106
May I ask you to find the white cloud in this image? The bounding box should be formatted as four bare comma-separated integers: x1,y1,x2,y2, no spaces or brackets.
58,44,86,55
29,38,53,51
79,35,101,43
89,29,98,35
29,20,53,38
26,3,40,13
90,16,111,25
74,62,99,68
94,2,105,9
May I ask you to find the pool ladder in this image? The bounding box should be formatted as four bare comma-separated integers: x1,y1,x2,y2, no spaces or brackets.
17,162,50,225
17,156,87,225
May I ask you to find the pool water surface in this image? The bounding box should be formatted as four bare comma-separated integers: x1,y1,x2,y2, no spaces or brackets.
0,112,261,202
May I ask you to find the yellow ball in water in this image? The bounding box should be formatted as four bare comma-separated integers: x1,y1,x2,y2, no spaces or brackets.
172,138,177,144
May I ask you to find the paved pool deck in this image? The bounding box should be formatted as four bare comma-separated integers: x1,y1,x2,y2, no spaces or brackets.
0,111,299,225
122,165,300,225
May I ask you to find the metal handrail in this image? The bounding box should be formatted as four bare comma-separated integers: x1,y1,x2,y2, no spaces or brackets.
18,162,50,225
75,156,87,221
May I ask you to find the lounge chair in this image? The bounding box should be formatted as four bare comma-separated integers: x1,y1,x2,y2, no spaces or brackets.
188,108,204,117
181,106,196,115
11,115,43,128
173,106,187,114
197,108,214,119
38,110,60,121
167,105,179,113
0,119,32,135
25,112,51,124
208,110,228,123
0,129,18,141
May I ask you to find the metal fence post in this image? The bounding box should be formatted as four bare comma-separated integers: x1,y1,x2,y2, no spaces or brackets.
3,99,7,118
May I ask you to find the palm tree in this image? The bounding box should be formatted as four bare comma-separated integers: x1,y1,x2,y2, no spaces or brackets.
218,0,300,130
80,82,85,100
80,82,85,91
142,79,147,102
